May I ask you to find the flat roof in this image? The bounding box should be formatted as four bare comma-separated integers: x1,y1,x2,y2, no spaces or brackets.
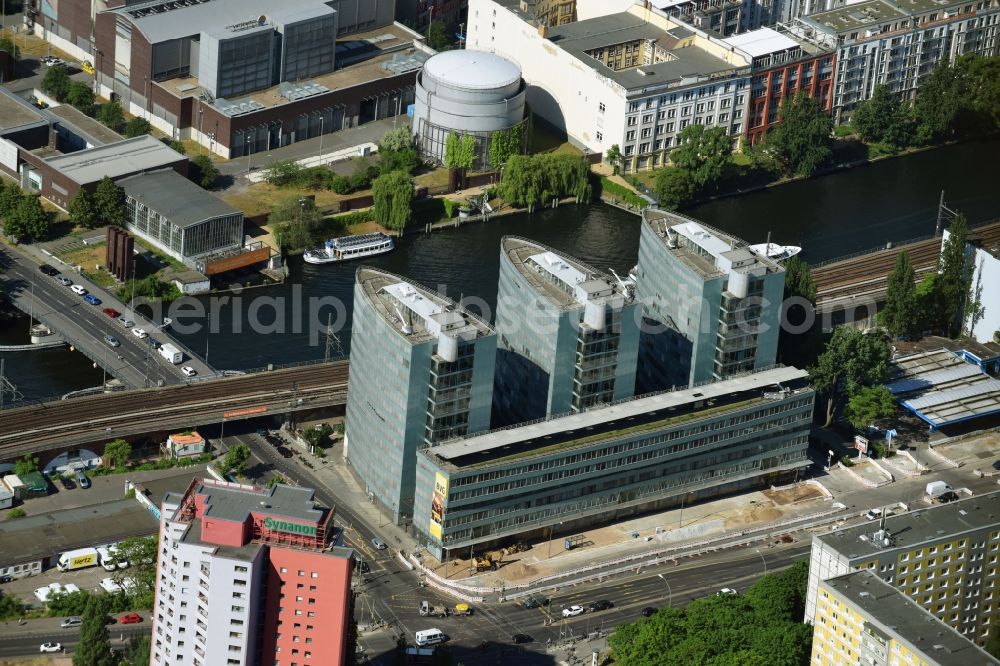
903,379,1000,427
816,491,1000,560
46,104,124,146
357,267,494,346
44,135,186,185
196,480,326,525
805,0,912,35
0,89,47,134
720,28,800,58
888,349,1000,427
545,13,740,93
822,571,998,666
501,237,624,311
117,169,241,229
427,366,809,465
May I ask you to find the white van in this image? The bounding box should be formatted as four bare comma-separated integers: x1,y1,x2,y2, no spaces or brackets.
415,629,447,646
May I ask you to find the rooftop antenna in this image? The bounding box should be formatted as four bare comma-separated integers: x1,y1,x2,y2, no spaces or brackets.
394,305,413,335
608,268,633,299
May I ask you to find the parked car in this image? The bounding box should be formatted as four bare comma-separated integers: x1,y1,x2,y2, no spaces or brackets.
148,338,161,349
75,471,91,489
641,607,658,617
520,594,549,609
118,317,133,328
70,285,87,295
588,600,614,612
40,643,62,653
80,61,95,75
181,366,197,377
103,334,121,348
39,264,58,276
561,605,585,618
371,537,387,550
58,475,76,490
937,491,959,503
83,294,101,305
717,588,738,596
119,613,142,624
511,633,533,644
276,446,293,458
59,616,83,628
102,308,119,318
131,327,148,339
56,276,72,286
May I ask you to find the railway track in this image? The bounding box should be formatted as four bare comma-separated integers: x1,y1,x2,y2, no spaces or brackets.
0,361,351,453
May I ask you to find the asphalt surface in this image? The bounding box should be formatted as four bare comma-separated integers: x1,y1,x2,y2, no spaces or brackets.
0,621,147,658
0,244,214,389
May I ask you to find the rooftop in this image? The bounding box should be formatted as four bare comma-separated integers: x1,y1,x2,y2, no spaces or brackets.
720,28,800,58
194,479,326,525
117,169,241,230
44,135,186,186
888,349,1000,427
423,50,521,90
643,208,783,279
822,570,998,665
545,13,742,93
0,89,46,134
816,491,1000,559
357,267,494,347
501,237,628,312
46,104,125,146
802,0,979,36
425,366,810,469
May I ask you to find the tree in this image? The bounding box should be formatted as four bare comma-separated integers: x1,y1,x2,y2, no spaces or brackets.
959,54,1000,135
167,139,186,154
879,251,919,338
0,37,19,59
498,153,591,211
189,154,220,189
303,424,333,449
264,159,304,187
378,127,420,175
271,195,322,251
669,124,731,191
124,635,151,666
6,195,48,241
73,595,115,666
851,85,915,149
427,20,452,51
372,169,414,232
94,176,126,227
762,92,833,177
13,454,39,477
443,132,476,170
41,64,70,101
123,117,153,138
845,385,897,431
778,256,823,368
654,168,696,211
6,507,26,520
223,443,251,476
110,536,158,608
95,100,125,132
913,61,969,144
103,438,132,468
809,327,892,427
68,189,100,229
488,126,522,168
66,80,96,115
937,214,974,337
605,144,623,175
380,126,413,153
0,180,23,219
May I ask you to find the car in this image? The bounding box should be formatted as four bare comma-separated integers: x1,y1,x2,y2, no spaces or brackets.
355,560,370,573
102,308,119,318
119,613,142,624
561,605,585,618
83,294,101,305
937,491,959,503
75,471,91,489
131,327,148,339
148,338,161,349
278,447,293,459
588,600,614,612
103,334,121,348
42,57,65,67
59,616,83,628
521,594,549,609
40,643,62,653
717,588,738,596
511,633,533,644
865,508,892,521
118,317,134,328
58,475,76,490
56,276,73,286
181,366,197,377
994,460,1000,471
371,537,387,550
39,264,58,276
80,61,95,75
70,284,87,295
641,607,658,617
29,95,49,109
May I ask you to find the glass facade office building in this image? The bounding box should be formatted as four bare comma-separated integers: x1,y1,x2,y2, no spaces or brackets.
493,237,640,425
344,268,497,526
415,366,813,558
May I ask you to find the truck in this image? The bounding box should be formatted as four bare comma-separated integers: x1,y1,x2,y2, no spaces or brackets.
97,546,127,572
159,343,183,364
419,600,450,617
926,481,953,498
57,547,100,572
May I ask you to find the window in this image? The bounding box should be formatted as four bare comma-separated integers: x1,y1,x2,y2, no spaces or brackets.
596,131,603,141
598,102,606,113
681,106,691,116
626,130,636,141
627,116,637,126
642,114,653,124
640,128,651,138
639,142,650,153
624,145,634,155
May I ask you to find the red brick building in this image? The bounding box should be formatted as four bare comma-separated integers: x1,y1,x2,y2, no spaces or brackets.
745,50,836,146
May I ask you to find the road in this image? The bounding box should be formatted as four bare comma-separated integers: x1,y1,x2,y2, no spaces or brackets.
0,244,213,388
0,621,147,658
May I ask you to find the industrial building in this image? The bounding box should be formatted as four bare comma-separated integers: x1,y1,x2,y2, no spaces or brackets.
412,49,528,170
344,268,498,526
805,491,1000,646
150,478,353,666
634,208,785,391
493,236,640,425
414,365,813,558
118,169,245,265
812,571,998,666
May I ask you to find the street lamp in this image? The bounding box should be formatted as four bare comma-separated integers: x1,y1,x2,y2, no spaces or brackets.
756,549,767,576
657,573,673,608
547,522,564,559
318,115,325,163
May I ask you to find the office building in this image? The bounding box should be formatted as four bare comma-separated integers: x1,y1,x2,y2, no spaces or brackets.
493,236,640,424
788,0,1000,120
805,491,1000,646
344,268,497,526
150,478,353,666
414,365,813,559
634,208,785,390
812,570,998,666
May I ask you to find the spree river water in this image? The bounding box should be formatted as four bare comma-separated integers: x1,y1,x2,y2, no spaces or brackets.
3,138,999,401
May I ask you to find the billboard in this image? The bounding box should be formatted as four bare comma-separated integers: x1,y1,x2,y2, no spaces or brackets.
428,473,448,540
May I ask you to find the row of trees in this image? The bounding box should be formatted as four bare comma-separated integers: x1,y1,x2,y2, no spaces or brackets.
67,176,126,230
498,153,592,211
0,181,48,242
608,561,811,665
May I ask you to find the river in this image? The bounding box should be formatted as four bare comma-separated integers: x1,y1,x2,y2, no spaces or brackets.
3,138,999,402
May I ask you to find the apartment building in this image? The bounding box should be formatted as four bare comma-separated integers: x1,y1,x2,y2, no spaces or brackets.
150,479,353,666
634,208,785,390
812,570,998,666
493,236,640,425
344,268,497,525
790,0,1000,120
805,491,1000,646
414,365,813,558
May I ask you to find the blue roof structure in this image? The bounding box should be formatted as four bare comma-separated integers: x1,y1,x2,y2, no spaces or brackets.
891,349,1000,428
